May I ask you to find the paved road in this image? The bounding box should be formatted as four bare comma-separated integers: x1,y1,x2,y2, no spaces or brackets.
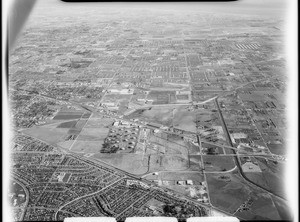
214,98,286,200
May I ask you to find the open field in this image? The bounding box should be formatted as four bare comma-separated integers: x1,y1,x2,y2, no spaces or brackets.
272,196,293,220
172,107,197,133
201,142,225,155
93,153,148,175
189,155,202,171
57,120,77,128
206,173,250,213
77,128,109,141
148,133,188,156
256,157,287,198
71,140,103,153
148,154,189,172
267,143,286,155
202,155,236,172
74,120,87,129
207,172,284,220
67,128,82,135
186,141,200,155
84,117,114,128
243,172,270,190
235,192,281,220
56,140,74,150
147,90,176,104
23,127,69,145
126,107,174,126
52,111,83,120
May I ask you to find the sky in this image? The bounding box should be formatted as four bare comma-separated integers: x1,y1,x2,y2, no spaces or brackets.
31,0,287,18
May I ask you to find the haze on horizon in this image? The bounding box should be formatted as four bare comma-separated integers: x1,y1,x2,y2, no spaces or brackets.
31,0,287,18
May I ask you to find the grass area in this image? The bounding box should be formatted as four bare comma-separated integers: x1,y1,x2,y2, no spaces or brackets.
93,153,148,175
248,193,281,220
71,140,103,153
127,107,174,126
74,120,87,129
57,120,77,128
148,154,189,172
53,114,82,120
203,155,236,172
84,118,114,128
23,127,69,145
77,128,109,141
272,196,293,220
235,192,282,220
189,155,203,171
207,172,283,220
267,143,286,155
56,140,74,149
206,173,250,213
148,133,188,156
244,172,270,190
173,107,197,133
256,157,287,198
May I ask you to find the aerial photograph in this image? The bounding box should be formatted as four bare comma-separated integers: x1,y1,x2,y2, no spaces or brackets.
6,0,296,221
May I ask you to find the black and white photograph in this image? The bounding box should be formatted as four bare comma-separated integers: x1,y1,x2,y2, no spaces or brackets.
3,0,298,221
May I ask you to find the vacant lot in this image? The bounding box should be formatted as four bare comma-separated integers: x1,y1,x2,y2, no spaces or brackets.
235,192,282,220
149,133,188,156
56,140,74,150
71,140,103,153
244,171,270,187
148,154,189,172
256,157,287,198
85,118,114,128
57,120,77,128
53,111,83,120
189,155,202,171
127,107,174,126
74,120,87,129
272,196,293,220
172,107,197,133
206,173,250,213
77,128,109,141
203,156,236,172
93,153,148,175
23,127,68,145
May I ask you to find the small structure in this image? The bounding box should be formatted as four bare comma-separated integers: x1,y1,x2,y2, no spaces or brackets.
186,180,194,185
177,180,186,185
